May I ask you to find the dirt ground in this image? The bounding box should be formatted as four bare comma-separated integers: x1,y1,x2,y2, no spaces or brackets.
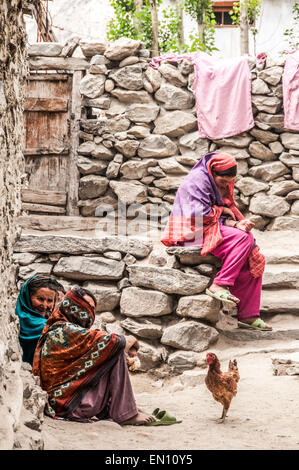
41,336,299,451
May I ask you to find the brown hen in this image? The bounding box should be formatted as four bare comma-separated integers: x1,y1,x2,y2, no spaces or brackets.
205,352,240,423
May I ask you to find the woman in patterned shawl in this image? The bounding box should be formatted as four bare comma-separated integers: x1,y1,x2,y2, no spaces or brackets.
161,152,272,331
32,286,155,425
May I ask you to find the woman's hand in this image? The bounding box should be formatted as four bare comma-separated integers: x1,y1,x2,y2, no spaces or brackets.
236,219,255,232
124,335,140,357
222,207,236,220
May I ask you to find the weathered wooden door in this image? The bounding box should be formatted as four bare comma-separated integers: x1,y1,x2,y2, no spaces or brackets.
23,72,80,215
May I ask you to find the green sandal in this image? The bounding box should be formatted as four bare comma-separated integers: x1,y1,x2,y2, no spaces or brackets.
206,288,240,305
238,318,272,331
146,410,182,426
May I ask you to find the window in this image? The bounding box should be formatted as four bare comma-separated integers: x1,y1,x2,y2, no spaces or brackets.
213,1,236,27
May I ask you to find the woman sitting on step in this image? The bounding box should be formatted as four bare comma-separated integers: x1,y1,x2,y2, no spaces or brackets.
15,275,66,365
161,151,272,331
32,286,155,425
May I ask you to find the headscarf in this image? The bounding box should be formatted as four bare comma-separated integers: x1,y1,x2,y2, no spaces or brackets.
15,275,60,365
32,287,125,420
161,152,265,278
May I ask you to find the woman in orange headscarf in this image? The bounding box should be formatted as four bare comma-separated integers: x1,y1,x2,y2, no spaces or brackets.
162,152,271,331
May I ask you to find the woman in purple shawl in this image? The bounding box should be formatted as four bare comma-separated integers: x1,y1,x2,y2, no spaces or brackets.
162,152,272,331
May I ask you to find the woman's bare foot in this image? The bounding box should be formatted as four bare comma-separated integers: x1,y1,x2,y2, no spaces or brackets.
121,411,156,426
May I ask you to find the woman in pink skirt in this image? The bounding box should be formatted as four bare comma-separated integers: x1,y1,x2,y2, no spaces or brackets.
161,152,272,331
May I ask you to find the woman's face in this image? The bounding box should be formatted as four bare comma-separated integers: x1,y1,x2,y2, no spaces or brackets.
30,287,56,316
214,175,235,190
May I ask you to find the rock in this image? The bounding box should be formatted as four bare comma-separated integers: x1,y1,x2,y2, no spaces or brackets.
291,200,299,215
269,141,284,155
167,351,200,370
14,234,152,259
138,135,178,158
77,156,108,175
268,181,299,196
272,353,299,376
153,110,197,137
235,177,269,196
166,246,220,266
78,194,117,216
215,146,249,159
120,286,174,317
249,193,290,217
79,74,106,99
155,84,194,110
294,168,299,182
279,152,299,168
114,139,139,157
158,63,188,87
104,79,115,92
80,41,107,57
160,320,219,353
258,66,283,85
176,295,220,323
98,311,116,324
280,133,299,151
12,253,39,266
128,125,151,139
263,264,299,289
251,78,271,94
104,116,131,134
78,175,109,200
83,96,111,109
28,42,63,56
53,256,125,281
237,160,249,175
286,190,299,201
245,213,269,229
158,157,189,175
255,113,284,131
109,180,147,205
89,63,108,74
251,95,281,113
144,67,162,91
106,161,120,179
119,56,140,67
249,128,278,144
109,64,143,90
248,161,289,181
127,265,210,295
111,88,153,104
213,133,253,148
248,141,276,161
104,38,142,61
153,176,185,191
126,103,160,123
83,282,121,312
18,263,53,280
120,159,157,179
137,340,163,371
267,215,299,230
120,317,163,338
179,132,209,156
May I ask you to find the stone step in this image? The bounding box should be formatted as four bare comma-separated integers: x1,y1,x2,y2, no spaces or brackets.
253,229,299,264
261,289,299,314
217,313,299,342
262,264,299,289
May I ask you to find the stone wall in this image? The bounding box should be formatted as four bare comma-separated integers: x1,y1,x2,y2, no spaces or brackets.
72,38,299,231
0,1,46,450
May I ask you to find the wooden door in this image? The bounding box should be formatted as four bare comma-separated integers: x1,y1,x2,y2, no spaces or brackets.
23,72,80,215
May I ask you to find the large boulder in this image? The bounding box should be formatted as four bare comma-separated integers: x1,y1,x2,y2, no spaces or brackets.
109,64,143,90
155,84,194,110
153,111,197,137
78,175,109,200
160,320,219,352
104,38,142,61
176,294,220,323
79,74,106,99
120,286,174,317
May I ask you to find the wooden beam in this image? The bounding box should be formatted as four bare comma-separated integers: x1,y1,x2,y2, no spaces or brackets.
24,97,68,112
22,202,66,214
21,188,67,206
24,147,69,156
29,57,90,71
28,74,70,81
67,70,82,216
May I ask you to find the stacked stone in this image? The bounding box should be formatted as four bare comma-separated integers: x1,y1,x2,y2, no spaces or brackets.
75,38,299,231
14,234,224,373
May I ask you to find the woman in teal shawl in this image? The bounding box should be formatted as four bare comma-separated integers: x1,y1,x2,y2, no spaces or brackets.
15,275,65,365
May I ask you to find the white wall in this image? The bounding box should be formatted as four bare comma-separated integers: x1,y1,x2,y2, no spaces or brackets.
24,0,297,59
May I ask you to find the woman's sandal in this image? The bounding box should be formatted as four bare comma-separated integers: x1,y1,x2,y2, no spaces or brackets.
146,410,182,426
238,318,272,331
206,288,240,306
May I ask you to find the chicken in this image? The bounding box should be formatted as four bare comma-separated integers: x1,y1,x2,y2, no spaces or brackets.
205,352,240,423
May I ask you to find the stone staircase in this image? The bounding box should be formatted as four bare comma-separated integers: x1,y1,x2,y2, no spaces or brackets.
218,229,299,342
